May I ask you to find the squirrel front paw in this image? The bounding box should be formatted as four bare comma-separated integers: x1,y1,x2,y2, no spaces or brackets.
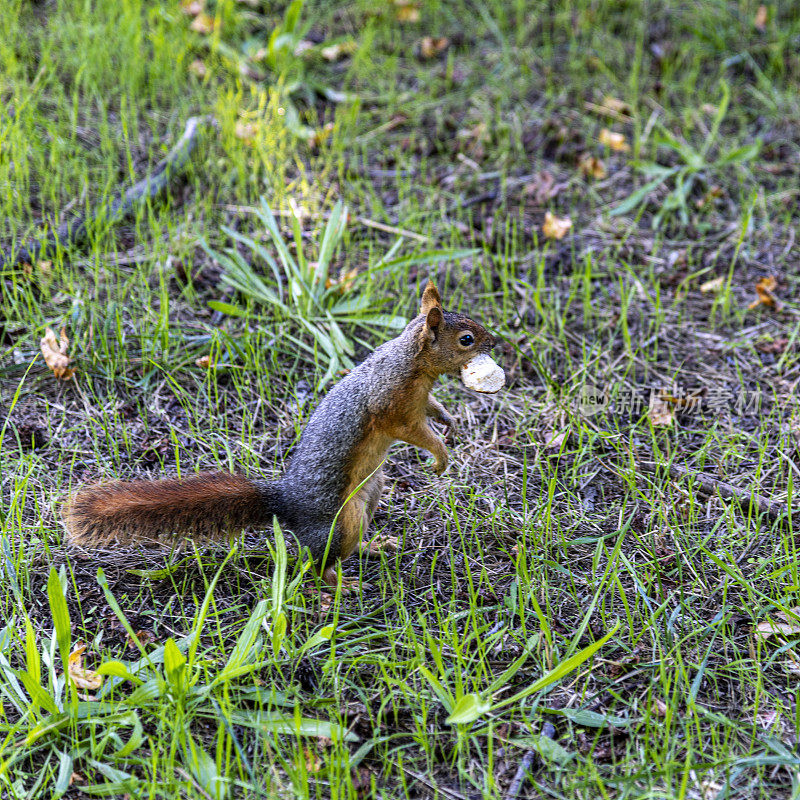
442,416,458,442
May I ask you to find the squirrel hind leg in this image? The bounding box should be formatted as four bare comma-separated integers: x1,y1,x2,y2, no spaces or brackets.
336,471,385,561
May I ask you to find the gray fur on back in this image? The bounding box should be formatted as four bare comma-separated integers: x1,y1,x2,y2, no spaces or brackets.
273,319,423,559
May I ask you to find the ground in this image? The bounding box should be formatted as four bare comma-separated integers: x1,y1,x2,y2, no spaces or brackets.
2,0,800,798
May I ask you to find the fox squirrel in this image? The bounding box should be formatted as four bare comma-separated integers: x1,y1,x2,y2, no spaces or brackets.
64,281,505,587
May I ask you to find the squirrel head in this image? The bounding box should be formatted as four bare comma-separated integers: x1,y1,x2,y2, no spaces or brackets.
415,280,505,393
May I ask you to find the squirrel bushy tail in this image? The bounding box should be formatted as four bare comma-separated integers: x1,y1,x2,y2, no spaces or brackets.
62,281,506,586
65,473,281,548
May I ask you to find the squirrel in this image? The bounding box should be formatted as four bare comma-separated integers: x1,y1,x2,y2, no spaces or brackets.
64,281,505,588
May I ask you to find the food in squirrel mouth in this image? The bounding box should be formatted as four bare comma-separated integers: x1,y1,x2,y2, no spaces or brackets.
460,354,505,394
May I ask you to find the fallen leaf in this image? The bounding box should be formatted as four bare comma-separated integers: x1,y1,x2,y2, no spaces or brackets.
234,121,258,143
523,171,562,204
320,40,357,61
189,12,217,34
68,643,103,691
180,0,203,15
325,268,358,293
351,767,373,797
307,122,335,149
418,36,449,59
126,629,157,649
195,355,213,369
695,185,724,209
651,697,668,717
601,95,632,116
648,391,674,427
293,40,315,56
585,96,633,122
578,154,607,179
542,211,572,240
40,327,75,380
189,59,207,77
304,747,322,772
700,276,725,293
543,427,568,450
393,0,421,23
599,128,630,152
754,4,768,30
748,276,780,310
457,121,489,160
755,609,800,641
756,336,788,354
23,260,53,282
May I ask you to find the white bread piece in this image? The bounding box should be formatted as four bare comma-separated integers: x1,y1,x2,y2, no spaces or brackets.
460,354,505,394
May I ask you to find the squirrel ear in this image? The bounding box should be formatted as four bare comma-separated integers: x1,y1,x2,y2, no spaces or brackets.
424,306,443,341
420,280,442,315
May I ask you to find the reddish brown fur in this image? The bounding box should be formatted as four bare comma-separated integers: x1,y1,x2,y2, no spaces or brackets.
64,473,268,547
64,280,500,588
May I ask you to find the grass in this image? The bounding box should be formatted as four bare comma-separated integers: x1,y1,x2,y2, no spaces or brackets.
1,0,800,797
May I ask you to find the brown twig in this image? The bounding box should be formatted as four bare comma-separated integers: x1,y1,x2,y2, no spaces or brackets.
504,722,556,800
1,115,212,270
639,461,790,521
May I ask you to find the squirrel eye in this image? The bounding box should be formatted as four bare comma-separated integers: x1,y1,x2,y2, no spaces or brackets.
459,333,474,347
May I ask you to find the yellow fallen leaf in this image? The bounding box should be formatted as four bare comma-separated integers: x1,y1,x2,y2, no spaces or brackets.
754,4,768,30
308,122,335,149
578,154,607,179
320,40,357,61
40,327,75,380
601,96,632,116
234,121,258,143
599,128,630,152
180,0,203,15
325,268,358,293
648,391,673,427
393,0,420,23
748,275,780,310
190,12,217,34
700,276,724,293
68,643,103,691
23,260,53,283
189,59,207,77
542,211,572,240
419,36,449,59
